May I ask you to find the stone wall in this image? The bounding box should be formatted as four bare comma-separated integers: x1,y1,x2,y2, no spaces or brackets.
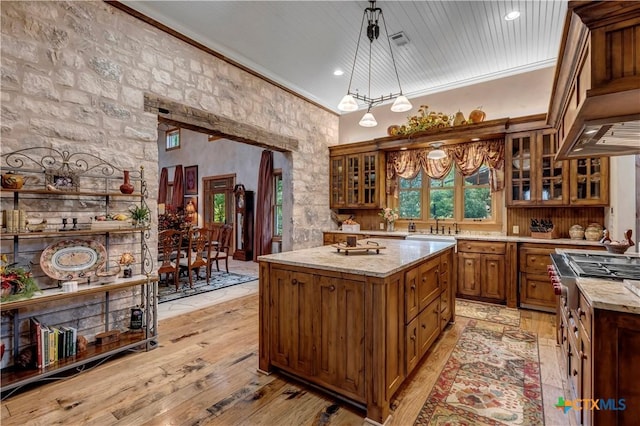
1,0,337,251
0,0,337,362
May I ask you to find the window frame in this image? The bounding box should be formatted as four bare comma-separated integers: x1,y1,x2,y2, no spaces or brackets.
395,164,502,230
165,128,181,151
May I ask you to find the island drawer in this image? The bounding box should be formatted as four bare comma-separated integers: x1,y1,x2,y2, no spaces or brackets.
456,240,506,254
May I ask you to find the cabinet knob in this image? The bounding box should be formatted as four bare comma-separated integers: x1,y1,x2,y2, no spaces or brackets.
411,284,416,290
573,325,578,333
410,334,416,341
577,307,586,317
573,369,578,376
531,283,536,288
292,279,298,285
579,350,586,359
421,324,426,329
329,285,335,292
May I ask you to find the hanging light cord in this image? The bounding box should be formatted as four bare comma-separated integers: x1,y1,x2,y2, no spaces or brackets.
346,9,368,95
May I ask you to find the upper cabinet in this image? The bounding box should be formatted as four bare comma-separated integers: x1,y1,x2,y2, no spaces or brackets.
330,148,382,209
507,129,568,206
507,128,609,207
547,2,640,158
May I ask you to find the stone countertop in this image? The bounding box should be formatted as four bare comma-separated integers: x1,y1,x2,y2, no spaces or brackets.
258,238,455,278
326,229,604,246
577,277,640,315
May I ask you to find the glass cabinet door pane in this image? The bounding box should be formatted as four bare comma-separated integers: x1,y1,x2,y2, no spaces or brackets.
346,155,360,205
362,153,376,205
510,135,531,202
330,157,345,206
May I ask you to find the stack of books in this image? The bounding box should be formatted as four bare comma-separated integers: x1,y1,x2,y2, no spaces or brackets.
29,318,78,369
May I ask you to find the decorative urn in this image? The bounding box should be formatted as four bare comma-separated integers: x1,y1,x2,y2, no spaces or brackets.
584,223,604,241
569,224,585,240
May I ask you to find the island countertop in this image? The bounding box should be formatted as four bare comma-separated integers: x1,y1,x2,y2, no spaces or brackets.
258,238,455,278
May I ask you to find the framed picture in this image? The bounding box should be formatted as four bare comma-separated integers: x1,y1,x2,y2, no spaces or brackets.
45,169,79,191
184,165,198,195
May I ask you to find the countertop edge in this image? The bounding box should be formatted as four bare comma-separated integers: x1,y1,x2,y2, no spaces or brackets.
258,240,456,278
576,277,640,315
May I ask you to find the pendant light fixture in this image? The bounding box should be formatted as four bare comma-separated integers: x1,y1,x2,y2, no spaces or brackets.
337,0,413,126
427,142,446,160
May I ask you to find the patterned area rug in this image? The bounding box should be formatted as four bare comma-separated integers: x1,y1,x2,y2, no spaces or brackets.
415,320,543,425
456,299,521,327
158,271,257,304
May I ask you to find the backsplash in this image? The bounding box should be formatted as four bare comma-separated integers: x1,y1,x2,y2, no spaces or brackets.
507,207,606,238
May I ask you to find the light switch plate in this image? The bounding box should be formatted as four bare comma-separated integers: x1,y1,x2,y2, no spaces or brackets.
513,225,520,234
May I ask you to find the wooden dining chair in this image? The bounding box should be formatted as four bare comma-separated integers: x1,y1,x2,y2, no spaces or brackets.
158,229,183,291
207,224,233,275
178,226,210,288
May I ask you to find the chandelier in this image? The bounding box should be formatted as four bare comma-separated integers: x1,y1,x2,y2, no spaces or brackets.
337,0,413,127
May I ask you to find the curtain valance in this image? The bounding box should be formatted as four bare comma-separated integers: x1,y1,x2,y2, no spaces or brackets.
386,139,505,197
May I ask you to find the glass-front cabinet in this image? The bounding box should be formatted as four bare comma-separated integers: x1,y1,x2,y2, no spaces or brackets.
330,156,345,208
507,128,608,207
329,151,379,209
570,157,609,205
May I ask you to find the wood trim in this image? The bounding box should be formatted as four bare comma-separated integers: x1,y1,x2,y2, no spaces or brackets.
105,1,336,116
150,96,299,152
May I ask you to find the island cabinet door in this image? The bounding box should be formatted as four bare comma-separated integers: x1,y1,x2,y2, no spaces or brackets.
315,276,365,398
457,253,482,297
270,268,315,376
405,267,420,323
418,297,441,357
405,316,420,374
418,258,440,311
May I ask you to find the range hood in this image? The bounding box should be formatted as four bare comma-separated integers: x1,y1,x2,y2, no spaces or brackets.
568,115,640,158
547,1,640,159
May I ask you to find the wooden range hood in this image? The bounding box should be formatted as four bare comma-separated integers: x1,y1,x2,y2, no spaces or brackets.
547,1,640,159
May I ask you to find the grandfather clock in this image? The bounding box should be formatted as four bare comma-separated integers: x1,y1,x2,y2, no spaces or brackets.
233,184,254,261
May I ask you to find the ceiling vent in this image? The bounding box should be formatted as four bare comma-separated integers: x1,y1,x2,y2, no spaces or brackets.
389,31,409,47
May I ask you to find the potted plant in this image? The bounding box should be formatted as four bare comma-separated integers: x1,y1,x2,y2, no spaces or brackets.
129,205,150,228
1,254,41,302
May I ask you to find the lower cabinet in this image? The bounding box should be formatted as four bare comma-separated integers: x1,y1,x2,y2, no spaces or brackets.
559,290,640,425
456,240,506,303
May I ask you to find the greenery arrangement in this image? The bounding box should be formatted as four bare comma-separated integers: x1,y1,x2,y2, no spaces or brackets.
129,205,150,225
1,254,41,302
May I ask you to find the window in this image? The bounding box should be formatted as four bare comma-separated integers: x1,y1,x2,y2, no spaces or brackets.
463,164,491,219
166,128,180,151
203,175,234,225
273,171,283,237
398,164,496,224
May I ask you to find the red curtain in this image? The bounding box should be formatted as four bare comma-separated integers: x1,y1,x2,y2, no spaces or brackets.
158,167,168,205
254,150,274,258
171,165,184,211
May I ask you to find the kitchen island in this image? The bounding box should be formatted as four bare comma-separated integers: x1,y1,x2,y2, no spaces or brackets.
258,239,456,424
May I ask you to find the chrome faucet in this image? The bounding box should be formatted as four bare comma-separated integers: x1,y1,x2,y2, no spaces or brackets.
434,217,440,234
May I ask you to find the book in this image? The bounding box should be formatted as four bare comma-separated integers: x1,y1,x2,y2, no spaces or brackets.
42,326,50,367
30,318,43,369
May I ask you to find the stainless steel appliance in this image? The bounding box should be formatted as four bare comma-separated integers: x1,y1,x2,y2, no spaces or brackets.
549,250,640,310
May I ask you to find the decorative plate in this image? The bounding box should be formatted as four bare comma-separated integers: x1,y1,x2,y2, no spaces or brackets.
40,239,107,281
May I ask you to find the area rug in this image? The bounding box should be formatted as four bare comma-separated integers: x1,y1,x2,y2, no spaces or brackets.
414,320,543,425
158,271,258,304
456,299,521,327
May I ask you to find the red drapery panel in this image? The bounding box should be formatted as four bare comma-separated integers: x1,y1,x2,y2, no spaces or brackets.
171,165,184,211
254,150,274,258
158,167,168,205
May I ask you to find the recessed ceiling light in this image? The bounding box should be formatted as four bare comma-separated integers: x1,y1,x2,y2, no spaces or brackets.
584,129,597,135
400,147,408,151
471,137,480,141
504,11,520,21
333,69,344,76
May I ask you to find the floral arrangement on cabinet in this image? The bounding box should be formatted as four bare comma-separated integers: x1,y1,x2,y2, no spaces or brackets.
379,207,399,232
1,255,41,302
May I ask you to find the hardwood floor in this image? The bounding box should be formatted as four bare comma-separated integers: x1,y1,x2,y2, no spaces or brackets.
1,294,575,425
